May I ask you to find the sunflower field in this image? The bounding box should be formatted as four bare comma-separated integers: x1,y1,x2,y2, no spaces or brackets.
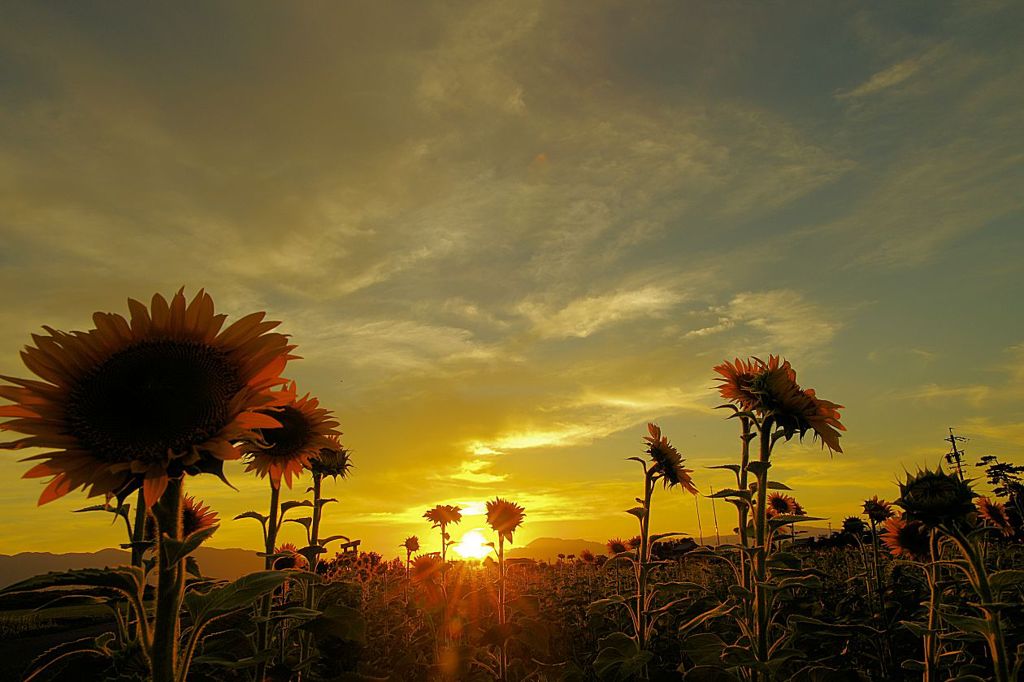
0,290,1022,681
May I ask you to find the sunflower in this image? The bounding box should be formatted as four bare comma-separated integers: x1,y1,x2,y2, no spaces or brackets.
243,382,340,489
644,423,698,494
144,493,219,541
766,492,799,519
579,549,595,564
977,497,1015,537
881,516,931,561
714,356,845,453
842,516,866,536
403,536,421,553
751,356,845,454
486,497,526,544
0,290,294,507
606,538,629,554
896,467,976,528
713,357,763,411
861,496,893,524
272,542,309,571
308,435,353,480
423,504,463,528
626,535,643,550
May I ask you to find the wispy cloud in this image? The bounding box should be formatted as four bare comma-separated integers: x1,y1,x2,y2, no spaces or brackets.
686,290,840,358
836,45,947,99
519,286,685,339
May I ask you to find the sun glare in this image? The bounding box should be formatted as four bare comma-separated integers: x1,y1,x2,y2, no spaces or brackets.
451,529,493,559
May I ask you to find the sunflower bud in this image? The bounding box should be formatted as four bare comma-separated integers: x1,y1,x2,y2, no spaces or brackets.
842,516,866,536
896,468,976,528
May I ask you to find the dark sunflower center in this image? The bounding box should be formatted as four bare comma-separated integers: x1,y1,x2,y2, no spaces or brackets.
66,340,242,464
260,405,311,459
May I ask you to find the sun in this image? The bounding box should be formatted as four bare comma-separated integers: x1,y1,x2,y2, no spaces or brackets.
451,528,493,560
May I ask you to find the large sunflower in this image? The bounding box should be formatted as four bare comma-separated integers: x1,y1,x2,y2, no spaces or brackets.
715,356,845,454
752,356,845,453
0,290,293,507
243,382,340,489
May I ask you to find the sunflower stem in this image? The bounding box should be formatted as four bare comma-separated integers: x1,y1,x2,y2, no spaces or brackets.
497,534,507,681
256,482,282,682
309,473,324,572
947,528,1010,682
151,477,184,682
130,488,147,568
923,528,942,682
752,418,773,682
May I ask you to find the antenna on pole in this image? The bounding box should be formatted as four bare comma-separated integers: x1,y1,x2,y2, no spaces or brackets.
945,427,968,481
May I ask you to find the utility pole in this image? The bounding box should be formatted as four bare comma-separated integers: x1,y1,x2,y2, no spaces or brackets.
693,494,704,546
709,487,721,546
945,427,968,481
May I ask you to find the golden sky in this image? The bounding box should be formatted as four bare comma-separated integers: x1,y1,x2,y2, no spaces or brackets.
0,1,1022,558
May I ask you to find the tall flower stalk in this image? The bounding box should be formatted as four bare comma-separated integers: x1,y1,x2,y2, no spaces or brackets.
592,423,698,681
242,382,339,681
483,497,526,681
894,468,1013,682
711,356,844,681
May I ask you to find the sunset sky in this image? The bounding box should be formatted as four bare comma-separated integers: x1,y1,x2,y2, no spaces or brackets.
1,1,1021,558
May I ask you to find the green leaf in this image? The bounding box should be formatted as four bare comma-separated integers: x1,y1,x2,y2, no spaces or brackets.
594,633,652,681
300,604,366,644
626,506,648,520
185,570,289,626
789,614,880,638
280,500,313,514
708,489,751,501
161,524,218,565
765,481,792,490
768,515,824,529
681,633,728,667
285,517,313,529
788,665,867,682
678,601,734,635
233,511,268,525
682,666,741,682
587,595,626,616
32,593,110,611
898,620,934,638
942,611,993,636
706,464,741,474
988,569,1024,593
650,532,689,543
746,461,771,476
318,534,350,546
0,566,144,600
